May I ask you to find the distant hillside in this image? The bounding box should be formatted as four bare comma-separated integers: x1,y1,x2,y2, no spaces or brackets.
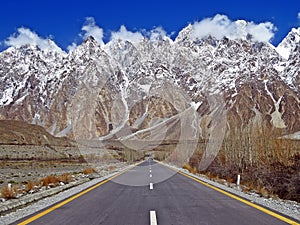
0,120,71,146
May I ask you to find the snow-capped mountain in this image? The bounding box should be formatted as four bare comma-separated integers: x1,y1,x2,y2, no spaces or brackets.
276,27,300,60
0,25,299,140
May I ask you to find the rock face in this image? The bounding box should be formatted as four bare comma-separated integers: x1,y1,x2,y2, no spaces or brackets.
0,26,299,142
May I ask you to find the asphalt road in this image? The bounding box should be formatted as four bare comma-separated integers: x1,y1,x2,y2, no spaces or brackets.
14,160,298,225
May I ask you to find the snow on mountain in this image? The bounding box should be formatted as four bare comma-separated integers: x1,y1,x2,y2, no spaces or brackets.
0,44,66,106
276,27,300,60
0,25,299,139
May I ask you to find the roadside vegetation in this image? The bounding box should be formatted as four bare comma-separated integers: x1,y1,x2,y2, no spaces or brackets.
186,125,300,202
0,172,74,200
0,166,100,200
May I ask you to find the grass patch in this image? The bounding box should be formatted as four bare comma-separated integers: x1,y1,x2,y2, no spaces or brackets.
25,180,37,193
83,168,97,175
57,173,72,184
1,184,19,199
40,175,59,187
183,163,198,174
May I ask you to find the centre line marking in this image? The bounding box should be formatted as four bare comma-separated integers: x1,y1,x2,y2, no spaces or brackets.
150,182,153,190
150,210,157,225
150,169,152,173
150,174,152,178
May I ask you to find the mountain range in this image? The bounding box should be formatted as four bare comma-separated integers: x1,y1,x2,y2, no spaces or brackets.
0,24,299,144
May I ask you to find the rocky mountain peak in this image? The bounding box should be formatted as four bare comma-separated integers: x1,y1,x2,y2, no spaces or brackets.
276,27,300,60
82,35,99,47
174,24,194,44
0,26,299,139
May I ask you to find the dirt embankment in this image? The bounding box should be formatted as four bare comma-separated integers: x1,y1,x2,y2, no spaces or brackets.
0,120,71,146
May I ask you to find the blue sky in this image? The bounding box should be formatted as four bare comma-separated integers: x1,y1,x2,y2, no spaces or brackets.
0,0,299,52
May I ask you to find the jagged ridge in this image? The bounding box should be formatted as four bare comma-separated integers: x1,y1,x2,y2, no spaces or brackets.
0,25,299,140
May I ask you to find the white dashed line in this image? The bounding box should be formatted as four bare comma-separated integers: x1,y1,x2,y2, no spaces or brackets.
150,174,152,178
150,210,157,225
150,183,153,190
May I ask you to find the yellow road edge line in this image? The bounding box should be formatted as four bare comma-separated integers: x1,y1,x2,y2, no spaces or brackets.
155,161,299,225
178,171,299,225
17,162,141,225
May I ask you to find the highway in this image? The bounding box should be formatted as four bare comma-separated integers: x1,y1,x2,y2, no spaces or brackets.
15,160,299,225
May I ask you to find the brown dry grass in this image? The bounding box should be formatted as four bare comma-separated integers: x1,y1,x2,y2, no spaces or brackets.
83,168,97,175
57,173,72,184
40,175,59,187
257,185,269,198
205,171,218,180
183,164,198,174
1,184,19,199
40,173,73,187
226,177,235,183
25,180,36,193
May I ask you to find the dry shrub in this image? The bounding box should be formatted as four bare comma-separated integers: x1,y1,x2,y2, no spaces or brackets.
241,180,257,191
1,184,18,199
58,173,72,184
206,171,218,180
226,177,235,183
25,180,36,193
258,186,269,198
241,185,251,193
40,175,59,187
183,164,197,174
83,168,97,175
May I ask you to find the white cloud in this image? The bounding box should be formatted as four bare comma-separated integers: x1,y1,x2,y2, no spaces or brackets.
148,27,168,42
191,14,276,43
246,22,275,43
298,12,300,20
81,17,104,45
111,25,144,43
4,27,63,52
67,17,103,52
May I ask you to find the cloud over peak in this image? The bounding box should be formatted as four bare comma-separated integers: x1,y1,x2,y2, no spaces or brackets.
81,17,104,45
191,14,276,43
2,14,281,53
111,25,144,43
148,27,169,42
4,27,63,52
67,17,104,52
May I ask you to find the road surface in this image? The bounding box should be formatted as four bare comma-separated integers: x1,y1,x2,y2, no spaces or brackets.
14,160,299,225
